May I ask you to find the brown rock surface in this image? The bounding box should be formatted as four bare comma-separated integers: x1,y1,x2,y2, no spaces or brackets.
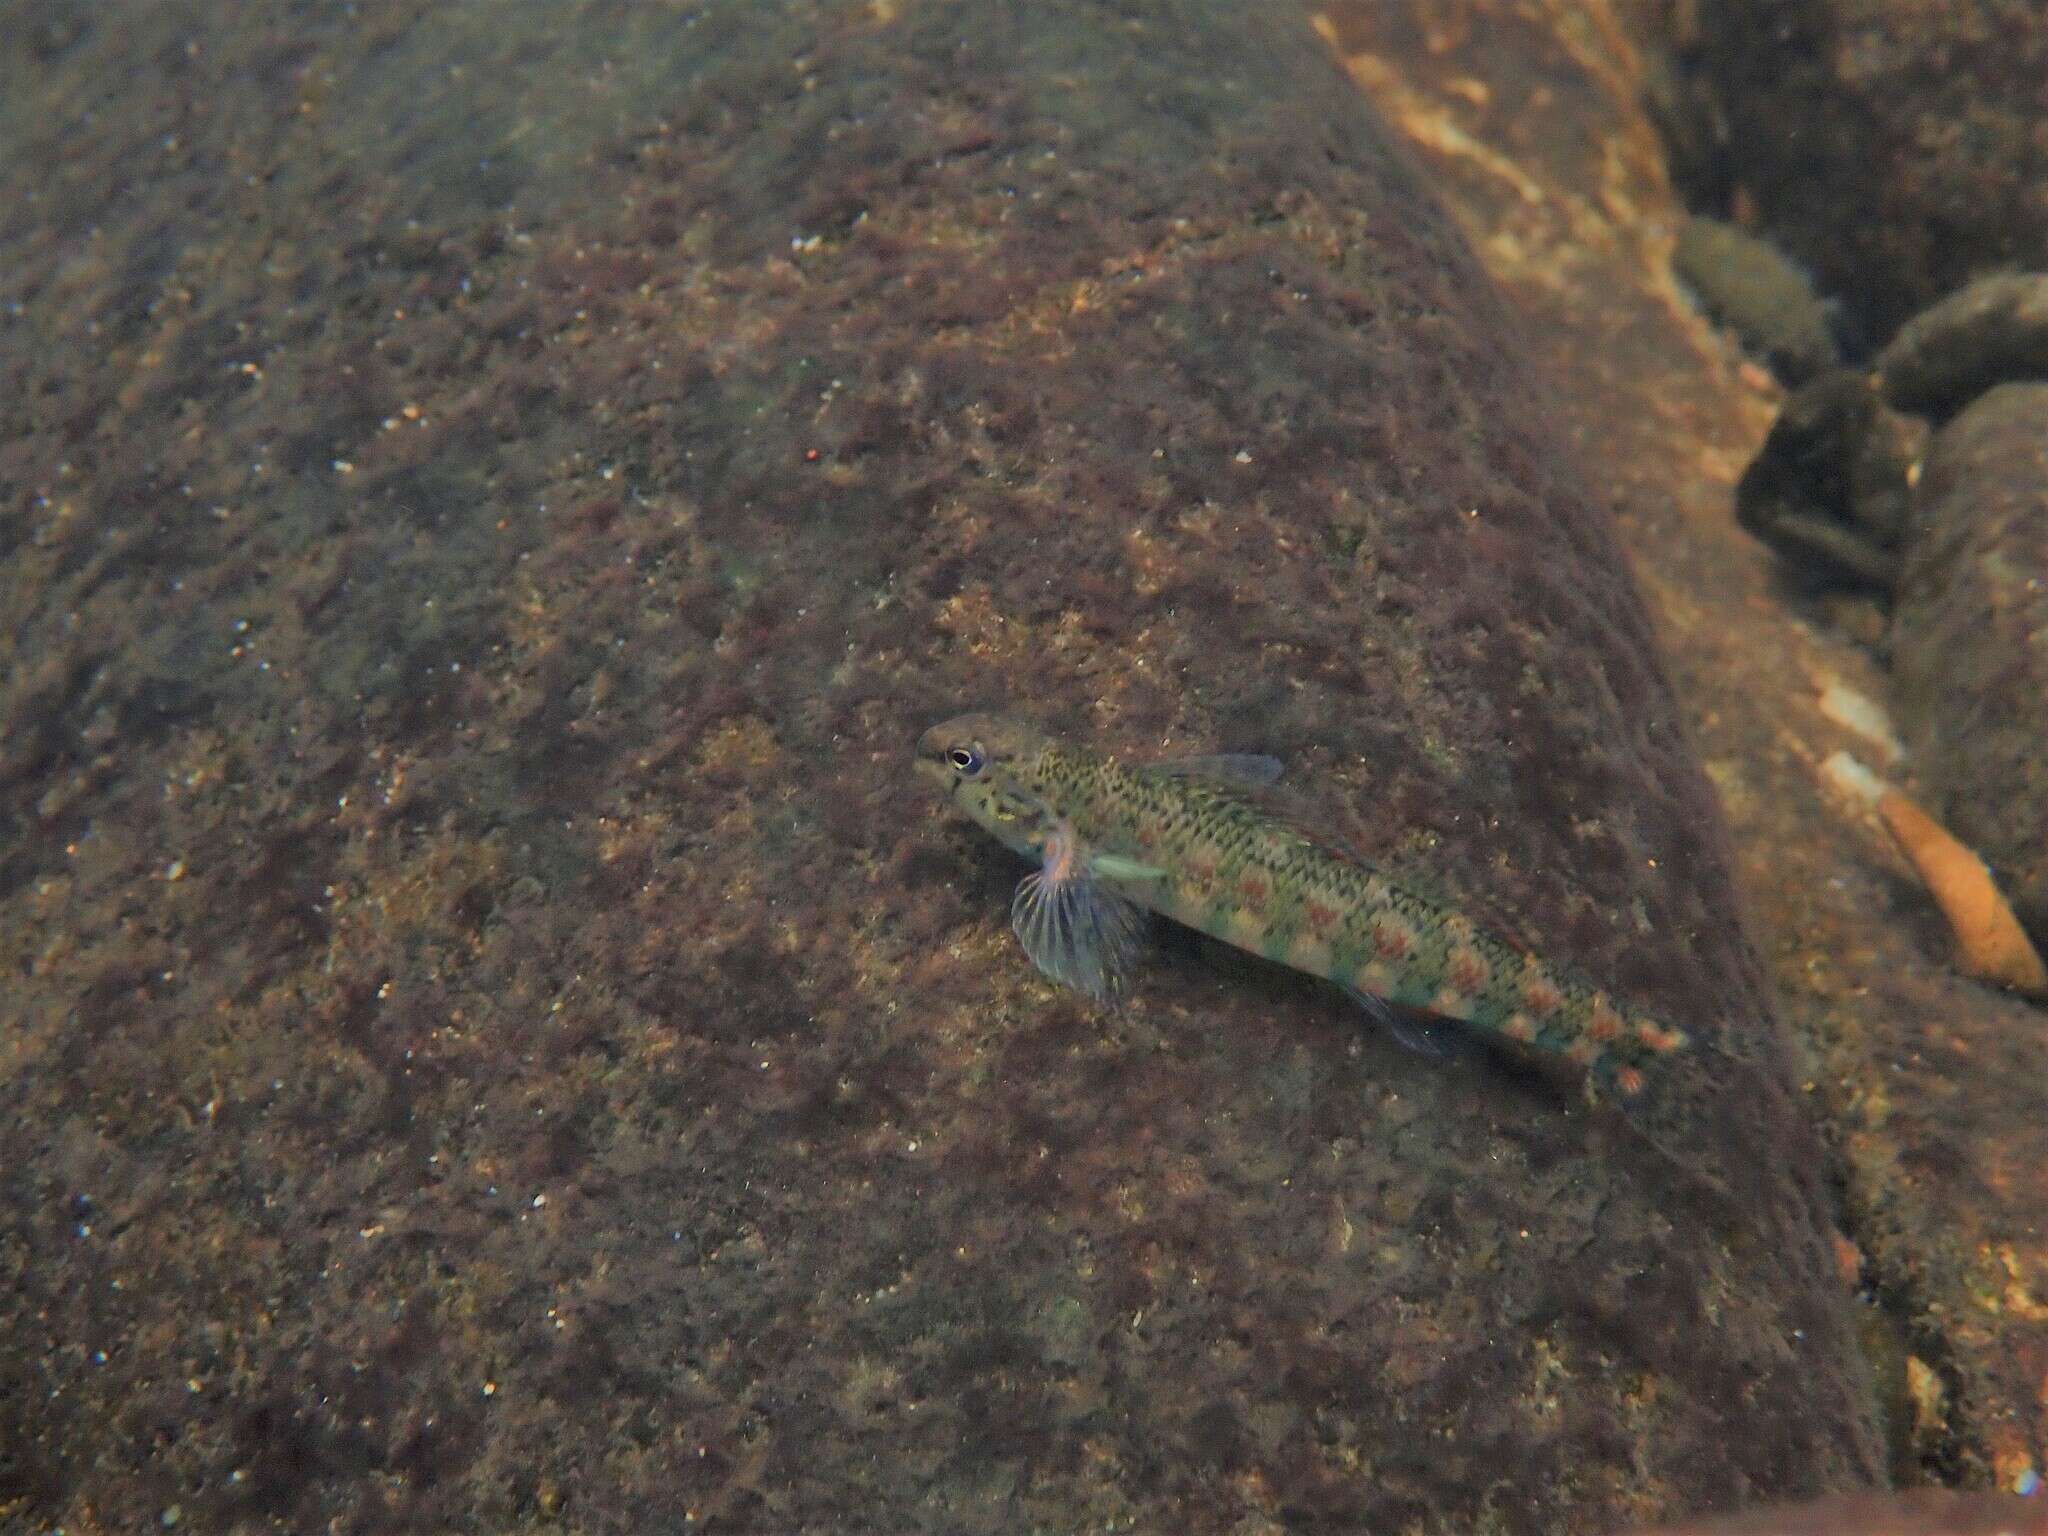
1634,0,2048,345
0,2,1883,1533
1877,274,2048,424
1617,1489,2048,1535
1323,0,2048,1498
1890,383,2048,951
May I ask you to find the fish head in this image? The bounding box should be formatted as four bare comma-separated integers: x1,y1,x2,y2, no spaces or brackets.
916,711,1060,857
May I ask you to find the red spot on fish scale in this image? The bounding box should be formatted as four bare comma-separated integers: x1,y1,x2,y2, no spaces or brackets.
1565,1036,1602,1067
1446,945,1490,995
1430,986,1471,1017
1503,1012,1539,1044
1370,915,1412,961
1636,1019,1688,1054
1237,873,1269,909
1303,898,1341,937
1586,998,1624,1044
1520,971,1564,1017
1613,1066,1645,1096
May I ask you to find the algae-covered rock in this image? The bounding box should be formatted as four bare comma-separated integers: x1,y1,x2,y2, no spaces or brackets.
1890,383,2048,950
1877,272,2048,422
1321,0,2048,1486
1649,0,2048,344
1674,216,1842,387
0,1,1880,1531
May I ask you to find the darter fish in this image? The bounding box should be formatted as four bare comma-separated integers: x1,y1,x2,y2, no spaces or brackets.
915,711,1691,1099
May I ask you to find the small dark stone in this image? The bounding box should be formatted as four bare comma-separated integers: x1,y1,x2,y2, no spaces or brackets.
1734,369,1922,591
1877,272,2048,422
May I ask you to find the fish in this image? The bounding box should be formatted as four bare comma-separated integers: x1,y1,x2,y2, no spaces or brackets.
914,711,1691,1098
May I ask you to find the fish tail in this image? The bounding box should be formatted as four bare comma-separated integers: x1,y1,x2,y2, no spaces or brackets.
1436,927,1691,1097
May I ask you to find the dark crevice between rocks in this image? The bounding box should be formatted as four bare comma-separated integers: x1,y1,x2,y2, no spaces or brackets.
1825,1157,1980,1486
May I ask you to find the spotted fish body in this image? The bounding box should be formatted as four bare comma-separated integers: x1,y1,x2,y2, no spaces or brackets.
916,712,1688,1097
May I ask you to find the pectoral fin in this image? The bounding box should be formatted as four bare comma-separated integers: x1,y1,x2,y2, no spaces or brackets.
1011,838,1148,1002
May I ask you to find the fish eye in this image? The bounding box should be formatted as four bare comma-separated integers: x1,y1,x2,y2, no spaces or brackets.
947,745,985,777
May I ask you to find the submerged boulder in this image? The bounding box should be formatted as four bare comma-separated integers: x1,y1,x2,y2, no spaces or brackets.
1890,383,2048,951
0,1,1880,1531
1877,273,2048,423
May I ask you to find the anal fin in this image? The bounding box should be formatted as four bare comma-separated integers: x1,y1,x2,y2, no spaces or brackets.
1342,984,1461,1060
